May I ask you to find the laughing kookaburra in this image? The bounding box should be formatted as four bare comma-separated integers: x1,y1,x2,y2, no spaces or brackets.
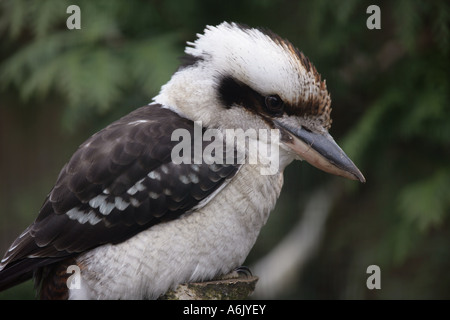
0,22,365,299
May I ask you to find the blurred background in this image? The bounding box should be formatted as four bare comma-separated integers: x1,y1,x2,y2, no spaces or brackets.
0,0,449,299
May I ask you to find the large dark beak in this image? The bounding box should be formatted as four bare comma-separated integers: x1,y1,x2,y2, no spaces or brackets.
274,120,366,183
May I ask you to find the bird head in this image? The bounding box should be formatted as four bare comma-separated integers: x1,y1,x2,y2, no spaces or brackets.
154,22,365,182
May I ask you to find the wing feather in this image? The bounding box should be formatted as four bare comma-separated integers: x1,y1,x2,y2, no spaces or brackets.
0,104,240,291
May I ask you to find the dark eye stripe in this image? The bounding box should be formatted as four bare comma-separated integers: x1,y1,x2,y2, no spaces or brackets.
217,76,264,110
218,75,287,118
217,76,289,118
216,75,329,123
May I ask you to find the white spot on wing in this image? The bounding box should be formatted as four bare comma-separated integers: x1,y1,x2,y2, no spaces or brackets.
148,171,161,181
130,198,140,207
188,173,199,184
160,164,169,174
127,178,146,195
149,192,160,199
115,197,130,211
99,201,115,216
179,175,190,184
66,208,102,225
89,195,107,208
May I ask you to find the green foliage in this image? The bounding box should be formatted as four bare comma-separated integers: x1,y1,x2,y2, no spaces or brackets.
324,0,449,299
399,168,450,232
0,0,181,130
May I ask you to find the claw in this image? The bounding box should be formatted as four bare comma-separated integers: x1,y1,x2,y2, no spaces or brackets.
234,266,252,278
214,266,253,281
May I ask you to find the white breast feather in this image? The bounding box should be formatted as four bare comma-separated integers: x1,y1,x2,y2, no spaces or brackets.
71,163,284,300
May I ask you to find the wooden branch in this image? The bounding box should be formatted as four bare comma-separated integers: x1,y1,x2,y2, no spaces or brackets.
159,276,259,300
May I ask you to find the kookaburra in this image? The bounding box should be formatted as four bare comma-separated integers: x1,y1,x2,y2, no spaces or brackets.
0,22,365,299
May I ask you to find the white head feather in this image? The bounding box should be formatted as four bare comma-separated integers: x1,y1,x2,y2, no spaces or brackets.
154,22,331,131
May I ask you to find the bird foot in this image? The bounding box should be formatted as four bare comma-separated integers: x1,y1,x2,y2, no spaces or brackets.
216,266,253,280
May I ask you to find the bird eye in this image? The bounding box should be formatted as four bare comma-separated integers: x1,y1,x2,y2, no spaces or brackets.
265,95,284,115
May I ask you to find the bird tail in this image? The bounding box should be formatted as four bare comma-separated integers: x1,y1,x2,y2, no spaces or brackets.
0,256,69,293
0,224,74,297
0,227,58,293
0,259,35,292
